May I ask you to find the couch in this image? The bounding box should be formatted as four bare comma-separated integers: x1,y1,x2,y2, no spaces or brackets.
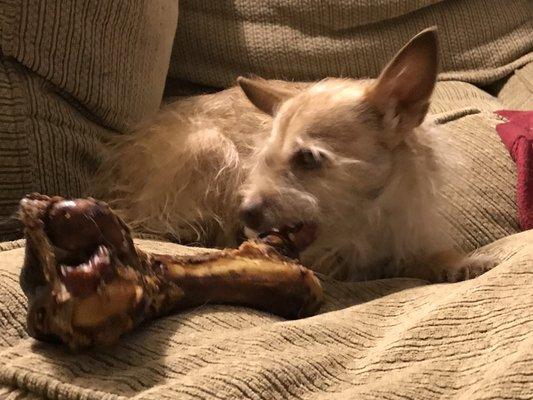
0,1,532,398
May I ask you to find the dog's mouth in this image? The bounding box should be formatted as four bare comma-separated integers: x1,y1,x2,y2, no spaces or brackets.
245,222,318,254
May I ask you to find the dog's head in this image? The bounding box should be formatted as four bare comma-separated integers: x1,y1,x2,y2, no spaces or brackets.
237,28,440,265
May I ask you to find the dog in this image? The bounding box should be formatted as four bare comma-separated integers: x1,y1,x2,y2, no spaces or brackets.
95,27,495,282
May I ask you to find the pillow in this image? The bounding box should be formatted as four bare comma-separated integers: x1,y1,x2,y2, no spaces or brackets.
0,1,179,240
0,0,179,131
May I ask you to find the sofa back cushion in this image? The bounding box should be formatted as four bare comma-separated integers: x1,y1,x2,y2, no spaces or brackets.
1,0,179,132
169,0,533,88
0,1,179,240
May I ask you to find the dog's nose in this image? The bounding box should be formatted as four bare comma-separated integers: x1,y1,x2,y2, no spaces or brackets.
238,200,264,231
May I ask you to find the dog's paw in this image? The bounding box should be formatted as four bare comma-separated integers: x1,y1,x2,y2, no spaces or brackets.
441,254,498,283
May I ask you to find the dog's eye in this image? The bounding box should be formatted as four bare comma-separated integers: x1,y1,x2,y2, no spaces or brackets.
291,149,323,170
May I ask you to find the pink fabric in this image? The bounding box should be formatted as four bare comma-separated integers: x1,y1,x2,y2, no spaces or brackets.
495,110,533,230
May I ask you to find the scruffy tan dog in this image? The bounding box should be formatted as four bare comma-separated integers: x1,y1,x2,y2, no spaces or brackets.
96,28,495,282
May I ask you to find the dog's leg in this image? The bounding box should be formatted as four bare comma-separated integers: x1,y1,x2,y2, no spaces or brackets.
399,250,498,283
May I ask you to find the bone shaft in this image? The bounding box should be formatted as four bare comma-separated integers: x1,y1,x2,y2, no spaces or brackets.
153,255,321,319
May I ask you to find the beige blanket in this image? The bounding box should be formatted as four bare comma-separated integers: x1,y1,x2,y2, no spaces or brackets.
0,230,531,399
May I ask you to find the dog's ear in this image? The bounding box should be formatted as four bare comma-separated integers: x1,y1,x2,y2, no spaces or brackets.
237,77,293,116
367,27,439,147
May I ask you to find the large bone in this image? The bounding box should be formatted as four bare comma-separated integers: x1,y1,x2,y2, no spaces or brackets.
18,194,323,350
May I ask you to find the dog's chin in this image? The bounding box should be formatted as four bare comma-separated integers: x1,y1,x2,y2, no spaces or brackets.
244,222,318,252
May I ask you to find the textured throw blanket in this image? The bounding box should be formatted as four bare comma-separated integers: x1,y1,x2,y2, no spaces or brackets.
0,233,532,399
496,110,533,230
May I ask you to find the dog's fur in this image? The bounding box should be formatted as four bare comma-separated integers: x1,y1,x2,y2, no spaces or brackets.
95,28,494,282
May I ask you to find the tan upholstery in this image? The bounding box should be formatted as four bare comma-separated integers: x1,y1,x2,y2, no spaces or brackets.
170,0,533,87
498,61,533,110
0,232,531,399
0,0,179,131
0,0,179,240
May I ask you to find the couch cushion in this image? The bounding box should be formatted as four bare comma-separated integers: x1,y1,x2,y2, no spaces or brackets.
0,0,179,132
0,60,106,241
498,61,533,110
0,1,179,240
0,232,532,399
430,81,520,251
169,0,533,88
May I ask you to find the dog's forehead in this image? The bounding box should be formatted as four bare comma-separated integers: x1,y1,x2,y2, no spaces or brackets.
271,79,372,145
307,79,368,98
